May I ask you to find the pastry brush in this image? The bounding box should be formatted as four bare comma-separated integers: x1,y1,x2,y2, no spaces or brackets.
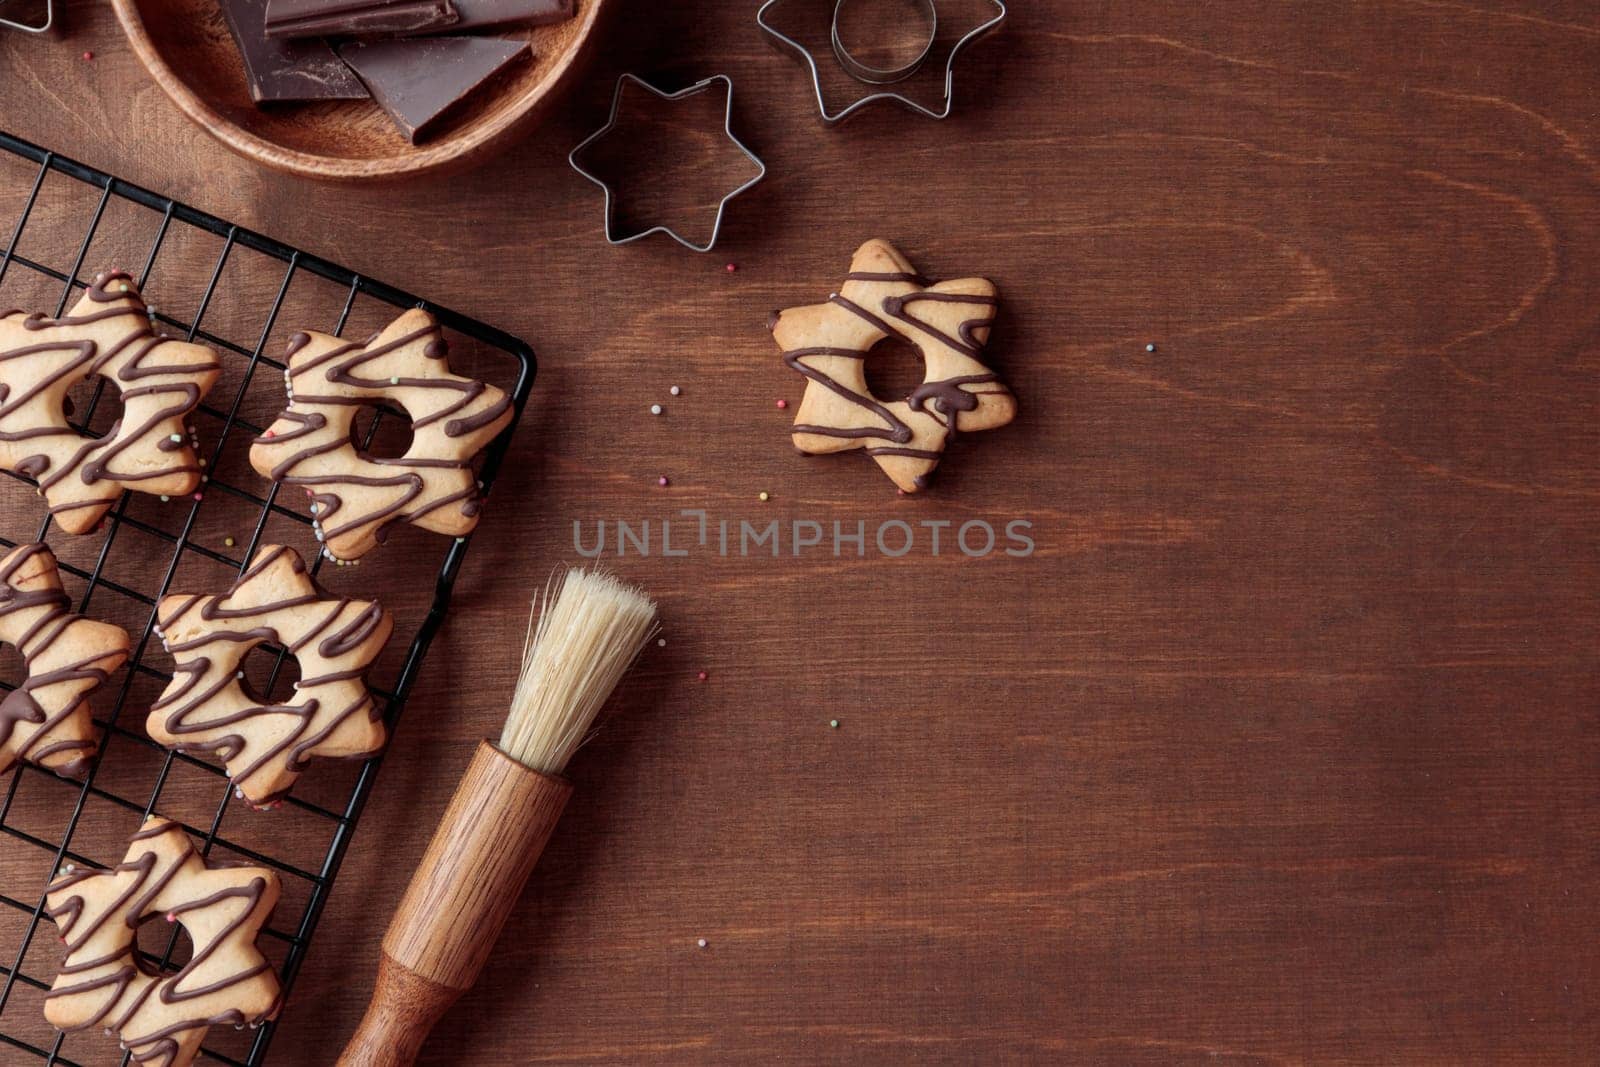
338,567,657,1066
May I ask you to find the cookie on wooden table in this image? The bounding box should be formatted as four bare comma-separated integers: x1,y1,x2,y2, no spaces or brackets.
0,271,221,532
248,308,513,561
770,239,1017,492
0,542,128,778
149,543,392,806
43,816,281,1065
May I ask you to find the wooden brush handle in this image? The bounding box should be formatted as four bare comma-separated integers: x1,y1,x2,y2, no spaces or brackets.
339,956,461,1067
339,740,573,1067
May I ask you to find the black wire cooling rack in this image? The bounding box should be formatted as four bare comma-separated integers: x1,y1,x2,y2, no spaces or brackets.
0,131,535,1065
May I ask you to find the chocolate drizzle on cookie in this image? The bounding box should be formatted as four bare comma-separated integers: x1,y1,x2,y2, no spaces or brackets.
0,272,220,533
772,239,1018,493
249,309,513,561
148,545,391,805
43,817,281,1065
0,543,128,778
779,287,1001,449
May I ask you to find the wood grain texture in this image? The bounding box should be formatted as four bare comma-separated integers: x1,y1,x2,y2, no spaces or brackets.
339,956,464,1067
381,743,572,992
0,1,1597,1063
342,745,571,1064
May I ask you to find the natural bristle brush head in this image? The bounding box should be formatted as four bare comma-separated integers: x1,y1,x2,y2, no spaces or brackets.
499,568,658,776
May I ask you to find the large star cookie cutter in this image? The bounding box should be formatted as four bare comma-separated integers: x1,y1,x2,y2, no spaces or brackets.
568,73,767,253
770,238,1017,492
757,0,1007,125
0,0,52,33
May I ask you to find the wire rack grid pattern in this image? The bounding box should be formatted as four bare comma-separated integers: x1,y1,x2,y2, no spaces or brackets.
0,131,535,1066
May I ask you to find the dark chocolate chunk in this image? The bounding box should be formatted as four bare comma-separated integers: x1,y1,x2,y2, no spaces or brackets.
337,36,532,144
449,0,573,30
218,0,370,103
264,0,458,39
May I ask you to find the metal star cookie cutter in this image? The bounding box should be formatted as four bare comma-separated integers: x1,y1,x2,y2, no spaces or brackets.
0,0,53,33
831,0,937,84
757,0,1006,125
568,73,767,253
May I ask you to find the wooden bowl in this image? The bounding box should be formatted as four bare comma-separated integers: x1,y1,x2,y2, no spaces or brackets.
112,0,608,181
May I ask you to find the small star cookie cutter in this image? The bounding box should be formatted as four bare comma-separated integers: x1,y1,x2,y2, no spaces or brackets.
0,0,53,33
757,0,1006,125
568,73,767,253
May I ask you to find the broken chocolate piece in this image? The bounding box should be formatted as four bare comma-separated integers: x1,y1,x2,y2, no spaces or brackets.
449,0,573,30
337,36,532,144
219,0,370,103
264,0,458,39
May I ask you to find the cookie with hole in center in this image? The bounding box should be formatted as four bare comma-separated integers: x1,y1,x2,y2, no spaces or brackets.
43,816,281,1066
0,271,221,533
248,308,513,562
0,542,128,778
149,543,392,806
770,239,1016,492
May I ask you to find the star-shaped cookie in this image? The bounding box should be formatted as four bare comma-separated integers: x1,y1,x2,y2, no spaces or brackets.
44,817,281,1066
0,542,128,778
149,544,392,805
770,239,1017,492
0,271,221,533
248,308,513,561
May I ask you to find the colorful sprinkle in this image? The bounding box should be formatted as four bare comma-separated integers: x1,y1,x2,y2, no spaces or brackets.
758,491,770,502
650,404,663,416
193,492,203,501
1145,343,1157,353
165,913,176,923
669,385,681,397
775,399,788,409
223,536,236,548
829,719,839,729
656,637,667,647
697,670,708,682
725,263,737,273
697,937,709,947
390,376,400,385
82,51,93,61
159,495,169,502
658,476,669,487
263,429,276,439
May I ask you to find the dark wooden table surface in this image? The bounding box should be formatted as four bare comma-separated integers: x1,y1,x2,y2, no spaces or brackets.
1,1,1597,1063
